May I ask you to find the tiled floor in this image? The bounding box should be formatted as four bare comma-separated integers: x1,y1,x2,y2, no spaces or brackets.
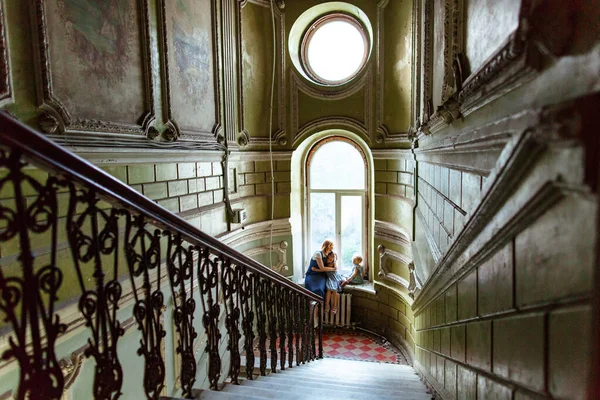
322,330,408,364
253,329,408,366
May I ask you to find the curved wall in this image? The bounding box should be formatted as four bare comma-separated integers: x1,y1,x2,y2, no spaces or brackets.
349,285,416,363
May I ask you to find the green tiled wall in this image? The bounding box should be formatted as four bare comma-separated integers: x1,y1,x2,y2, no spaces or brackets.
413,195,595,399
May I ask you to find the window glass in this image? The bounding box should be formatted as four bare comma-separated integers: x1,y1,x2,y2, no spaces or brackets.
309,141,365,190
305,18,367,84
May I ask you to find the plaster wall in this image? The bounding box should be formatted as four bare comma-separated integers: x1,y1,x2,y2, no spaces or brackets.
409,0,600,398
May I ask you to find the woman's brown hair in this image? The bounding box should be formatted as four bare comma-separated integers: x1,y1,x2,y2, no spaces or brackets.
321,239,334,253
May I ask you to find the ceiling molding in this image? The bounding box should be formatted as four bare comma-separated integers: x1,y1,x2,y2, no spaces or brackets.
371,149,414,159
228,150,292,162
77,148,224,165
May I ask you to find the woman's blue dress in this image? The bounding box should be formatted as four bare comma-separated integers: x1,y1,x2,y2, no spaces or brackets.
304,251,327,298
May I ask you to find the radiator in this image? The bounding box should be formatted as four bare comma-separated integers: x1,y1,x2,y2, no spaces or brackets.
322,293,352,327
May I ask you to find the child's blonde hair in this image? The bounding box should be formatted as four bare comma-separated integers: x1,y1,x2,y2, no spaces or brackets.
352,254,363,264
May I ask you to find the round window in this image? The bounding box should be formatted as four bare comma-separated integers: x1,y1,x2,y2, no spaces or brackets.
301,14,369,86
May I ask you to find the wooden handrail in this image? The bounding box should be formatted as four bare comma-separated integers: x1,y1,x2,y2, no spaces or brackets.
0,111,321,302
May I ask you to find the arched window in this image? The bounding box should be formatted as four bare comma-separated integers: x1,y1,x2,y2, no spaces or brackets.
307,138,367,274
301,13,369,85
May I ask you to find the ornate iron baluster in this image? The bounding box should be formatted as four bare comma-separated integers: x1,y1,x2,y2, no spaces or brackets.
67,185,124,400
303,297,309,363
286,290,294,368
124,215,166,399
266,281,278,373
304,297,314,362
318,302,323,359
197,247,221,390
294,293,301,366
277,286,286,371
302,295,308,364
165,233,197,398
0,151,65,400
239,268,255,379
220,256,241,384
309,301,316,361
254,277,268,375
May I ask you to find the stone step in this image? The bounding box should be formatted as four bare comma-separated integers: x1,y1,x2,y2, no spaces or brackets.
161,390,259,400
220,381,432,400
265,372,427,391
239,375,431,397
299,357,417,372
278,365,422,382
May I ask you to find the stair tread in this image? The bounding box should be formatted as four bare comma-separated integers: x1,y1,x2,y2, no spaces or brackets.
241,376,430,395
264,372,427,389
221,383,433,400
161,391,259,400
278,366,422,381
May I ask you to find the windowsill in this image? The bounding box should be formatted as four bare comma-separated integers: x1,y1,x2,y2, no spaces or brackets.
342,281,375,295
297,278,375,295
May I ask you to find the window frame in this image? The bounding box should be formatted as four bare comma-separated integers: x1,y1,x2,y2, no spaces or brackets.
300,13,370,86
305,137,368,277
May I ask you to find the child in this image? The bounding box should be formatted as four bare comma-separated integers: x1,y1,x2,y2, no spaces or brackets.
341,255,365,287
315,251,344,314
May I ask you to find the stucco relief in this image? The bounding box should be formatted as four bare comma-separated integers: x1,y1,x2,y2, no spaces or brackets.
291,69,373,145
238,0,286,148
31,0,155,137
0,0,12,108
158,0,221,143
377,244,413,298
376,0,412,145
415,0,568,138
245,241,289,274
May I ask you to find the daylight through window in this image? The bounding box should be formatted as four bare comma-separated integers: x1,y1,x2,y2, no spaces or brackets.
302,14,368,85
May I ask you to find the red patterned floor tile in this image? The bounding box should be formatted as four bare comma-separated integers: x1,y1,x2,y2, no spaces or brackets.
251,330,407,366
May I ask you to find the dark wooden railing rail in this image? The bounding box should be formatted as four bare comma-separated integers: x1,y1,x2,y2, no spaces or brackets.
0,112,323,400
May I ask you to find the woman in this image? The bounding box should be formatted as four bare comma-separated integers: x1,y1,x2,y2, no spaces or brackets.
304,239,337,298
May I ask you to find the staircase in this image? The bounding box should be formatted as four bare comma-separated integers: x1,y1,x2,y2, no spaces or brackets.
173,358,433,400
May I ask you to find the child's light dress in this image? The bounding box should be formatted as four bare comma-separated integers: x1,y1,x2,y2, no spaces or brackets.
324,257,344,292
347,264,365,284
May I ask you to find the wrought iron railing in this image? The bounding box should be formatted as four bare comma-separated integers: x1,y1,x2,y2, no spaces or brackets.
0,112,323,399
